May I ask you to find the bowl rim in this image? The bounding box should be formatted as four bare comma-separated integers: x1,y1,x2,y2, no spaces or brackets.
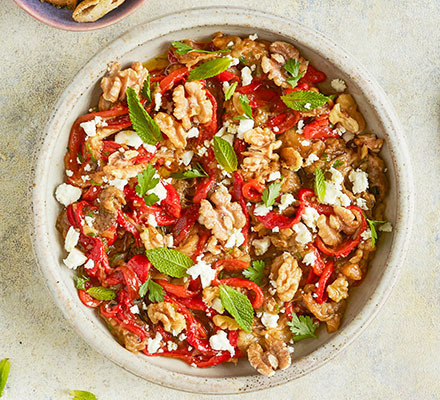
13,0,147,32
31,6,415,394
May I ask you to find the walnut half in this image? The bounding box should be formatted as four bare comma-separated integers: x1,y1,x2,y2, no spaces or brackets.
248,340,291,377
147,302,186,335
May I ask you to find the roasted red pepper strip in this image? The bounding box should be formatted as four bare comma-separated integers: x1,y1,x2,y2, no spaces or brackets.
308,245,326,276
82,185,101,202
78,289,102,308
216,70,240,82
117,210,140,241
298,188,334,216
303,117,339,140
299,64,327,84
127,254,151,283
160,67,188,94
314,206,367,258
172,204,200,246
191,229,211,262
237,80,264,94
254,204,305,230
155,279,199,298
217,278,264,309
193,176,216,204
315,260,334,303
161,183,182,218
214,259,249,271
242,179,265,202
267,112,300,134
231,172,250,245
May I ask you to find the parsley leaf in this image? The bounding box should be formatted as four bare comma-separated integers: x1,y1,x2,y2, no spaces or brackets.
86,287,115,301
283,58,304,88
0,358,10,398
366,219,386,247
172,163,208,179
261,182,281,208
243,260,265,286
139,279,165,302
172,41,230,55
141,76,151,105
235,94,253,120
332,160,344,168
188,57,231,81
281,90,329,111
69,390,98,400
314,167,326,202
126,86,163,145
287,313,318,342
74,275,90,290
219,285,254,332
136,165,160,206
224,81,238,101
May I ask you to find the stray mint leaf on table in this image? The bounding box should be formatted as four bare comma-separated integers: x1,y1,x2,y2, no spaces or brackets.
0,358,10,398
69,390,98,400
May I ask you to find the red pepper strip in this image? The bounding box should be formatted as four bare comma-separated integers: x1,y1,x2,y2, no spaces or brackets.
149,350,233,368
161,183,182,218
242,179,265,202
191,229,211,262
315,260,334,304
214,259,249,271
176,297,207,311
112,314,147,341
233,138,246,163
217,278,264,309
314,205,367,258
305,268,318,284
115,265,141,301
117,210,140,240
193,176,216,204
267,112,300,134
216,70,240,82
127,254,151,283
82,185,101,202
254,203,305,230
311,245,326,276
299,64,327,84
231,172,250,245
298,188,334,216
78,289,102,308
285,302,294,320
284,82,310,94
237,80,264,94
303,117,339,140
104,114,132,130
101,140,121,157
134,146,156,164
160,67,188,94
172,204,200,247
99,302,122,318
155,279,199,298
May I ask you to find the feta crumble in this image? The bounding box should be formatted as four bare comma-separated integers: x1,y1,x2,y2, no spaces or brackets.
349,169,369,194
237,118,254,138
147,333,163,354
154,92,162,111
115,130,143,149
63,248,87,270
181,150,194,166
304,102,311,110
108,178,128,192
186,257,216,288
261,312,279,329
209,331,235,356
379,222,393,232
303,251,317,267
252,237,271,256
55,183,82,207
302,206,320,232
211,298,224,314
355,198,368,210
187,127,200,138
79,116,106,137
268,171,281,182
292,222,313,246
64,226,79,252
331,78,347,92
254,203,272,216
130,304,140,314
248,33,258,40
296,120,305,134
361,229,371,241
65,170,73,177
304,153,319,167
225,229,245,249
278,193,295,212
241,66,253,86
84,259,95,270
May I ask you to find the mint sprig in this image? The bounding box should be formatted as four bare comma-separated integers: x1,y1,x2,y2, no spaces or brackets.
219,285,254,333
243,260,265,286
126,86,163,145
139,279,165,302
0,358,10,397
172,163,208,179
146,248,193,278
69,390,98,400
314,167,326,202
224,81,238,101
283,58,304,88
141,76,152,105
235,94,253,120
281,91,329,111
136,165,160,206
213,136,238,173
86,287,116,301
287,313,318,342
188,57,231,81
261,182,281,208
172,41,230,55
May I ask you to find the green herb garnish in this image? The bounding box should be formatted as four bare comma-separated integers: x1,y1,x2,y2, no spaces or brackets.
139,278,165,303
235,94,253,120
219,285,254,333
171,163,208,179
188,57,231,81
172,41,230,55
141,75,152,105
243,260,265,286
281,91,329,111
287,313,318,342
224,81,238,101
314,167,326,202
74,275,90,290
135,164,160,206
332,160,344,168
366,219,387,247
213,136,238,173
261,182,281,208
86,287,116,301
283,58,304,88
146,248,194,278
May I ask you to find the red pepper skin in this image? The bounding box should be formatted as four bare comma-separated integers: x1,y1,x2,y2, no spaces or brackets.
242,180,265,202
315,260,334,303
161,183,182,218
160,67,188,93
217,278,264,309
117,210,140,241
237,80,264,94
216,70,240,82
127,255,151,283
78,289,102,308
298,188,334,216
300,64,327,84
191,229,211,262
193,176,216,204
266,112,300,134
172,204,200,246
155,279,199,298
231,172,250,245
303,117,339,140
176,297,207,311
214,259,249,271
233,138,246,163
82,185,101,202
309,245,326,276
254,204,305,230
314,206,367,258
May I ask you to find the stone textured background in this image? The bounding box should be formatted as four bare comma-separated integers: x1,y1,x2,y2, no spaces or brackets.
1,0,439,399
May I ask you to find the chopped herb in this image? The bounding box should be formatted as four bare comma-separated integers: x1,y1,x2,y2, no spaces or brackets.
139,278,165,302
281,91,329,111
86,286,116,301
77,152,84,163
235,94,253,120
219,285,254,332
172,41,230,55
213,136,238,173
261,182,281,208
171,163,208,179
74,275,90,290
239,55,247,64
90,180,101,186
366,218,387,247
224,81,238,101
243,260,265,286
287,313,318,342
188,57,231,81
332,160,344,168
136,164,160,206
314,167,326,202
283,58,304,88
321,152,328,161
141,75,152,105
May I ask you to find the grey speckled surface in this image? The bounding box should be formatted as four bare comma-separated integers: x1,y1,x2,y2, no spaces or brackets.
0,0,439,399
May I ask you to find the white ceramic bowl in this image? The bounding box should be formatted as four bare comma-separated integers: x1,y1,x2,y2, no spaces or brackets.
32,7,414,394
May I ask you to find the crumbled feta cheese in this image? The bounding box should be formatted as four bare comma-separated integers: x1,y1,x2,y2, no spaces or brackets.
211,298,224,314
143,143,157,154
147,180,167,204
323,168,351,207
268,171,281,182
197,146,208,157
249,33,258,40
108,178,128,191
379,222,393,232
227,41,234,47
115,130,143,149
65,170,73,177
292,222,312,246
181,150,194,166
349,169,369,194
303,251,317,267
221,134,235,146
254,203,272,216
304,103,311,110
154,92,162,111
55,183,82,207
304,153,319,167
130,304,140,314
273,126,280,133
84,164,91,172
209,331,235,356
361,229,371,241
84,259,95,270
261,312,279,329
278,193,295,212
187,127,200,138
226,55,240,66
63,248,87,270
81,175,90,183
331,78,347,92
241,66,253,86
225,229,245,249
253,237,271,256
355,198,368,210
84,216,94,228
301,139,311,146
297,120,305,134
237,118,254,138
167,341,178,351
186,258,216,288
147,214,157,227
272,226,280,233
64,227,79,252
302,206,320,232
178,333,187,341
147,333,163,354
79,116,106,137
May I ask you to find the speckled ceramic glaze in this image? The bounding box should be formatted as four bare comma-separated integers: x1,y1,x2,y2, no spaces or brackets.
13,0,146,32
32,7,414,394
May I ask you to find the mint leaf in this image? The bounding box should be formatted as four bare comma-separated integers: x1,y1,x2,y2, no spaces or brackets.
219,285,254,333
126,86,163,145
0,359,10,397
366,219,386,247
188,57,231,81
69,390,98,400
141,76,151,105
172,41,230,55
86,287,115,301
243,260,265,286
287,313,318,342
213,136,238,173
235,94,253,120
281,91,329,111
314,167,326,202
283,58,304,88
146,248,193,278
74,275,89,290
135,165,160,205
261,182,281,208
332,160,344,168
139,279,165,302
224,81,238,101
172,163,208,179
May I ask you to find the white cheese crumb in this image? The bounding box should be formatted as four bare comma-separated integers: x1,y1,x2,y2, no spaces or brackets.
211,298,224,314
55,183,82,207
268,171,281,182
241,66,253,86
130,304,140,314
304,153,319,167
63,248,87,270
225,228,245,249
301,139,311,146
342,131,355,142
64,227,79,252
253,237,271,256
66,170,73,177
304,102,311,110
167,341,178,351
209,331,235,356
379,222,393,232
147,214,157,227
292,222,313,246
227,41,234,47
331,78,347,92
349,169,369,194
154,92,162,111
261,312,279,329
355,198,368,210
303,251,317,267
143,143,157,154
323,168,351,207
302,206,320,232
272,226,280,233
186,258,216,288
297,120,305,134
181,150,194,166
108,178,128,192
147,180,167,204
237,118,254,138
221,134,235,146
273,126,280,132
278,193,295,212
254,203,272,216
147,333,163,354
84,259,95,270
84,164,91,172
187,127,200,138
79,116,106,137
84,216,94,228
226,55,240,66
115,130,143,149
361,229,371,241
248,33,258,40
178,333,187,341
